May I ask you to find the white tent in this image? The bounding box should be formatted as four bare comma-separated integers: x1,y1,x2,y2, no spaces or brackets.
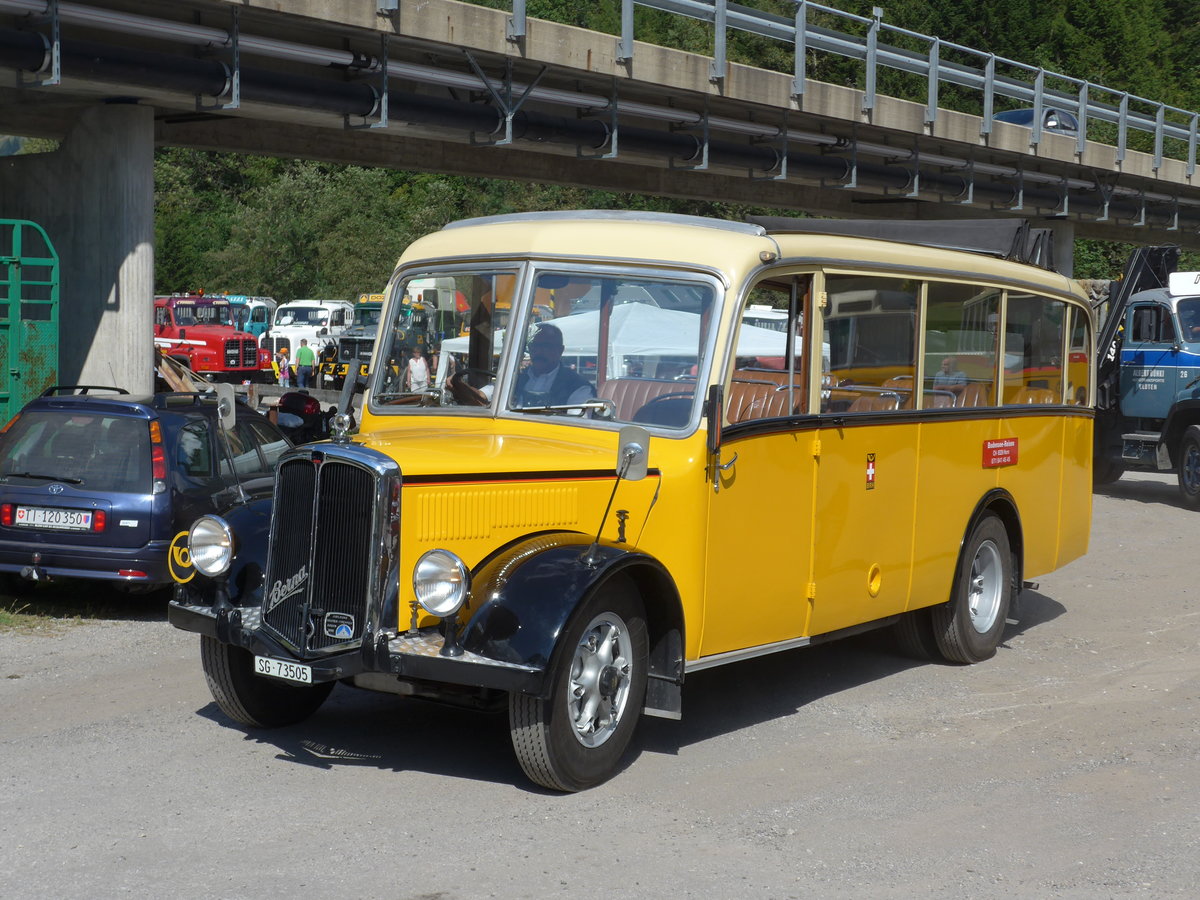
435,304,788,385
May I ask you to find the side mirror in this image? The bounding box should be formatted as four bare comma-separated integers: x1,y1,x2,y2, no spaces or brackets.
214,382,235,432
616,425,649,481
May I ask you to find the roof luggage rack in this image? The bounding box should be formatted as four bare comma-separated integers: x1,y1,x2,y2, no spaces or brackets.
745,217,1055,269
40,385,129,397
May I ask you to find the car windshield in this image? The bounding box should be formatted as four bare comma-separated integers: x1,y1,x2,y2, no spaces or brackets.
372,267,724,429
0,411,151,492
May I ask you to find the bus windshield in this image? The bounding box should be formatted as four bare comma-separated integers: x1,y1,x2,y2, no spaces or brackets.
371,268,724,429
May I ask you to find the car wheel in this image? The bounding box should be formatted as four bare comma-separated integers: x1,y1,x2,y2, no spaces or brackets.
508,576,648,792
1177,426,1200,509
200,636,333,728
932,514,1012,664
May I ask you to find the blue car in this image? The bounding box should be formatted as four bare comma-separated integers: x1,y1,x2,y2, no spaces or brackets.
993,106,1080,137
0,387,289,593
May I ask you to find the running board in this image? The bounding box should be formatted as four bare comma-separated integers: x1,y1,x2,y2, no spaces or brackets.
685,616,900,674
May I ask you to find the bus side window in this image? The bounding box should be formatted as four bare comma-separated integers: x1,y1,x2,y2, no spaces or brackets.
1004,293,1066,405
924,282,999,409
727,279,807,423
826,274,917,413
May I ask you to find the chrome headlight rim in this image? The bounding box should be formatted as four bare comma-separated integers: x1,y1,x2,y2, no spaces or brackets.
413,549,470,618
188,515,234,578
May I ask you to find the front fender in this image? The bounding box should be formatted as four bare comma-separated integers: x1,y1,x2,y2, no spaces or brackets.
460,533,668,678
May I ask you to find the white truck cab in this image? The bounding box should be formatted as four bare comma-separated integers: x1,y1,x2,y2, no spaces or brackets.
262,298,355,359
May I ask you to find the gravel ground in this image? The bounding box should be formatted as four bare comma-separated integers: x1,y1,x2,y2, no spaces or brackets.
1,470,1197,899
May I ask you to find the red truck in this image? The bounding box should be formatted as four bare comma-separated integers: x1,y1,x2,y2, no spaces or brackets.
153,294,272,382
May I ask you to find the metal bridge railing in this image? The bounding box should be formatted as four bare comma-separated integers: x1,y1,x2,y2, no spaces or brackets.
501,0,1200,178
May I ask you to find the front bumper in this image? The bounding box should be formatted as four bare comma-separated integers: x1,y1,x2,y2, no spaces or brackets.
168,597,543,694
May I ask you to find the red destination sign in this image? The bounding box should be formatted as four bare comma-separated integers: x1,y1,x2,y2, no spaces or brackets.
983,438,1018,468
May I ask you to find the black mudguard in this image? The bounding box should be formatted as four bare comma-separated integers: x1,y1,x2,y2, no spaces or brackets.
173,496,273,607
460,533,683,702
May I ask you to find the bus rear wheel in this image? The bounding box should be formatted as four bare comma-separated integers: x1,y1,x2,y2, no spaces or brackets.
508,578,647,792
932,515,1012,664
200,636,334,728
1176,426,1200,509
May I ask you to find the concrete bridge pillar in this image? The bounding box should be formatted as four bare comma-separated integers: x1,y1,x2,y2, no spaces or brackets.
1,103,154,393
1048,219,1075,277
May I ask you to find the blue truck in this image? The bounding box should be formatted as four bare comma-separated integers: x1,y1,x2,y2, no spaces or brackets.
1093,246,1200,506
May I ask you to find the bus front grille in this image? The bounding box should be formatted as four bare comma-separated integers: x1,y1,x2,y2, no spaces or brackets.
261,455,378,655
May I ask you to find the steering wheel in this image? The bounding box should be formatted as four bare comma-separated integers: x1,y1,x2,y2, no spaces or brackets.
448,368,494,407
632,391,694,426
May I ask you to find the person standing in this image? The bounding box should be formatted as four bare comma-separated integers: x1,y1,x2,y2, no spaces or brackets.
275,346,291,387
404,346,430,392
295,338,316,388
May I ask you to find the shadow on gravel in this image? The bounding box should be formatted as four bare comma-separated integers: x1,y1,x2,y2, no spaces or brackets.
191,589,1067,791
1094,474,1182,508
197,691,526,788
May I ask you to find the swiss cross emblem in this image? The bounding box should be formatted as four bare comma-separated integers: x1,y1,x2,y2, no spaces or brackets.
866,453,876,490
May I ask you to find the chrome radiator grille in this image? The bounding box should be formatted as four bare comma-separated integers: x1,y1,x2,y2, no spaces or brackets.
261,455,379,655
223,338,258,368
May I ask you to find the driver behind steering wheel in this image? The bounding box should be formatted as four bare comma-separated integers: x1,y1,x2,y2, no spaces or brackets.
514,323,595,408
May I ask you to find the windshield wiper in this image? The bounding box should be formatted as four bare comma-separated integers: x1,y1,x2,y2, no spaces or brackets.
512,399,615,417
3,471,84,484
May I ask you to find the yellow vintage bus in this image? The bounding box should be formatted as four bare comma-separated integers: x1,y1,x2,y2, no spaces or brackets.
170,212,1093,791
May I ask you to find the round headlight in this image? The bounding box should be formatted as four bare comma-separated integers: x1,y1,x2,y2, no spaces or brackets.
189,515,234,577
413,549,470,618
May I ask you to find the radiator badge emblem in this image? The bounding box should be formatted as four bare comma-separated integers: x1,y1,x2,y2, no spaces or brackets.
324,612,355,639
265,565,309,613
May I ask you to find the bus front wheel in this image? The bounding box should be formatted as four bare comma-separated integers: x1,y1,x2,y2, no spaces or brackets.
508,578,648,792
200,636,334,728
932,515,1012,664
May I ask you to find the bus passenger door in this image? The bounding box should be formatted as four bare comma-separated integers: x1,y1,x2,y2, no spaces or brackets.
701,426,817,656
700,276,815,657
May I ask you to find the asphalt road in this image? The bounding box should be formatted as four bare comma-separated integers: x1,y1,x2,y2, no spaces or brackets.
1,471,1197,899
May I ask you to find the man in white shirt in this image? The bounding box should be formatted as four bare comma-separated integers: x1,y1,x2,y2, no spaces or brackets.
514,323,593,407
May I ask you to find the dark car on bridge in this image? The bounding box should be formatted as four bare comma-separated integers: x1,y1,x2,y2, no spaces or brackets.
993,106,1080,137
0,387,289,594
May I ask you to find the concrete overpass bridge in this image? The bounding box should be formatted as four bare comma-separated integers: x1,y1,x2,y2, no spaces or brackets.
3,0,1199,391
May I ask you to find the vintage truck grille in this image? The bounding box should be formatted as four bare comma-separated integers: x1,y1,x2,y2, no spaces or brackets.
339,337,374,363
265,336,289,355
223,338,257,368
260,455,379,655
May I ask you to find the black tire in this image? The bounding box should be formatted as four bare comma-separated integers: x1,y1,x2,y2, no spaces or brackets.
1093,456,1125,486
200,636,333,728
892,607,943,661
509,576,648,792
932,515,1012,664
1177,426,1200,509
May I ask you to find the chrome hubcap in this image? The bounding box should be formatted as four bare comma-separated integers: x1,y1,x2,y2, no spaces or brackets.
567,613,633,748
968,540,1004,633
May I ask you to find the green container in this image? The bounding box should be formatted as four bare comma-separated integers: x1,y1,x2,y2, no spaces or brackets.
0,220,59,423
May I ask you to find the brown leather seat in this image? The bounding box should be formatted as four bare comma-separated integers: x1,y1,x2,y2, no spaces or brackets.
848,391,901,412
956,382,992,407
599,378,692,421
